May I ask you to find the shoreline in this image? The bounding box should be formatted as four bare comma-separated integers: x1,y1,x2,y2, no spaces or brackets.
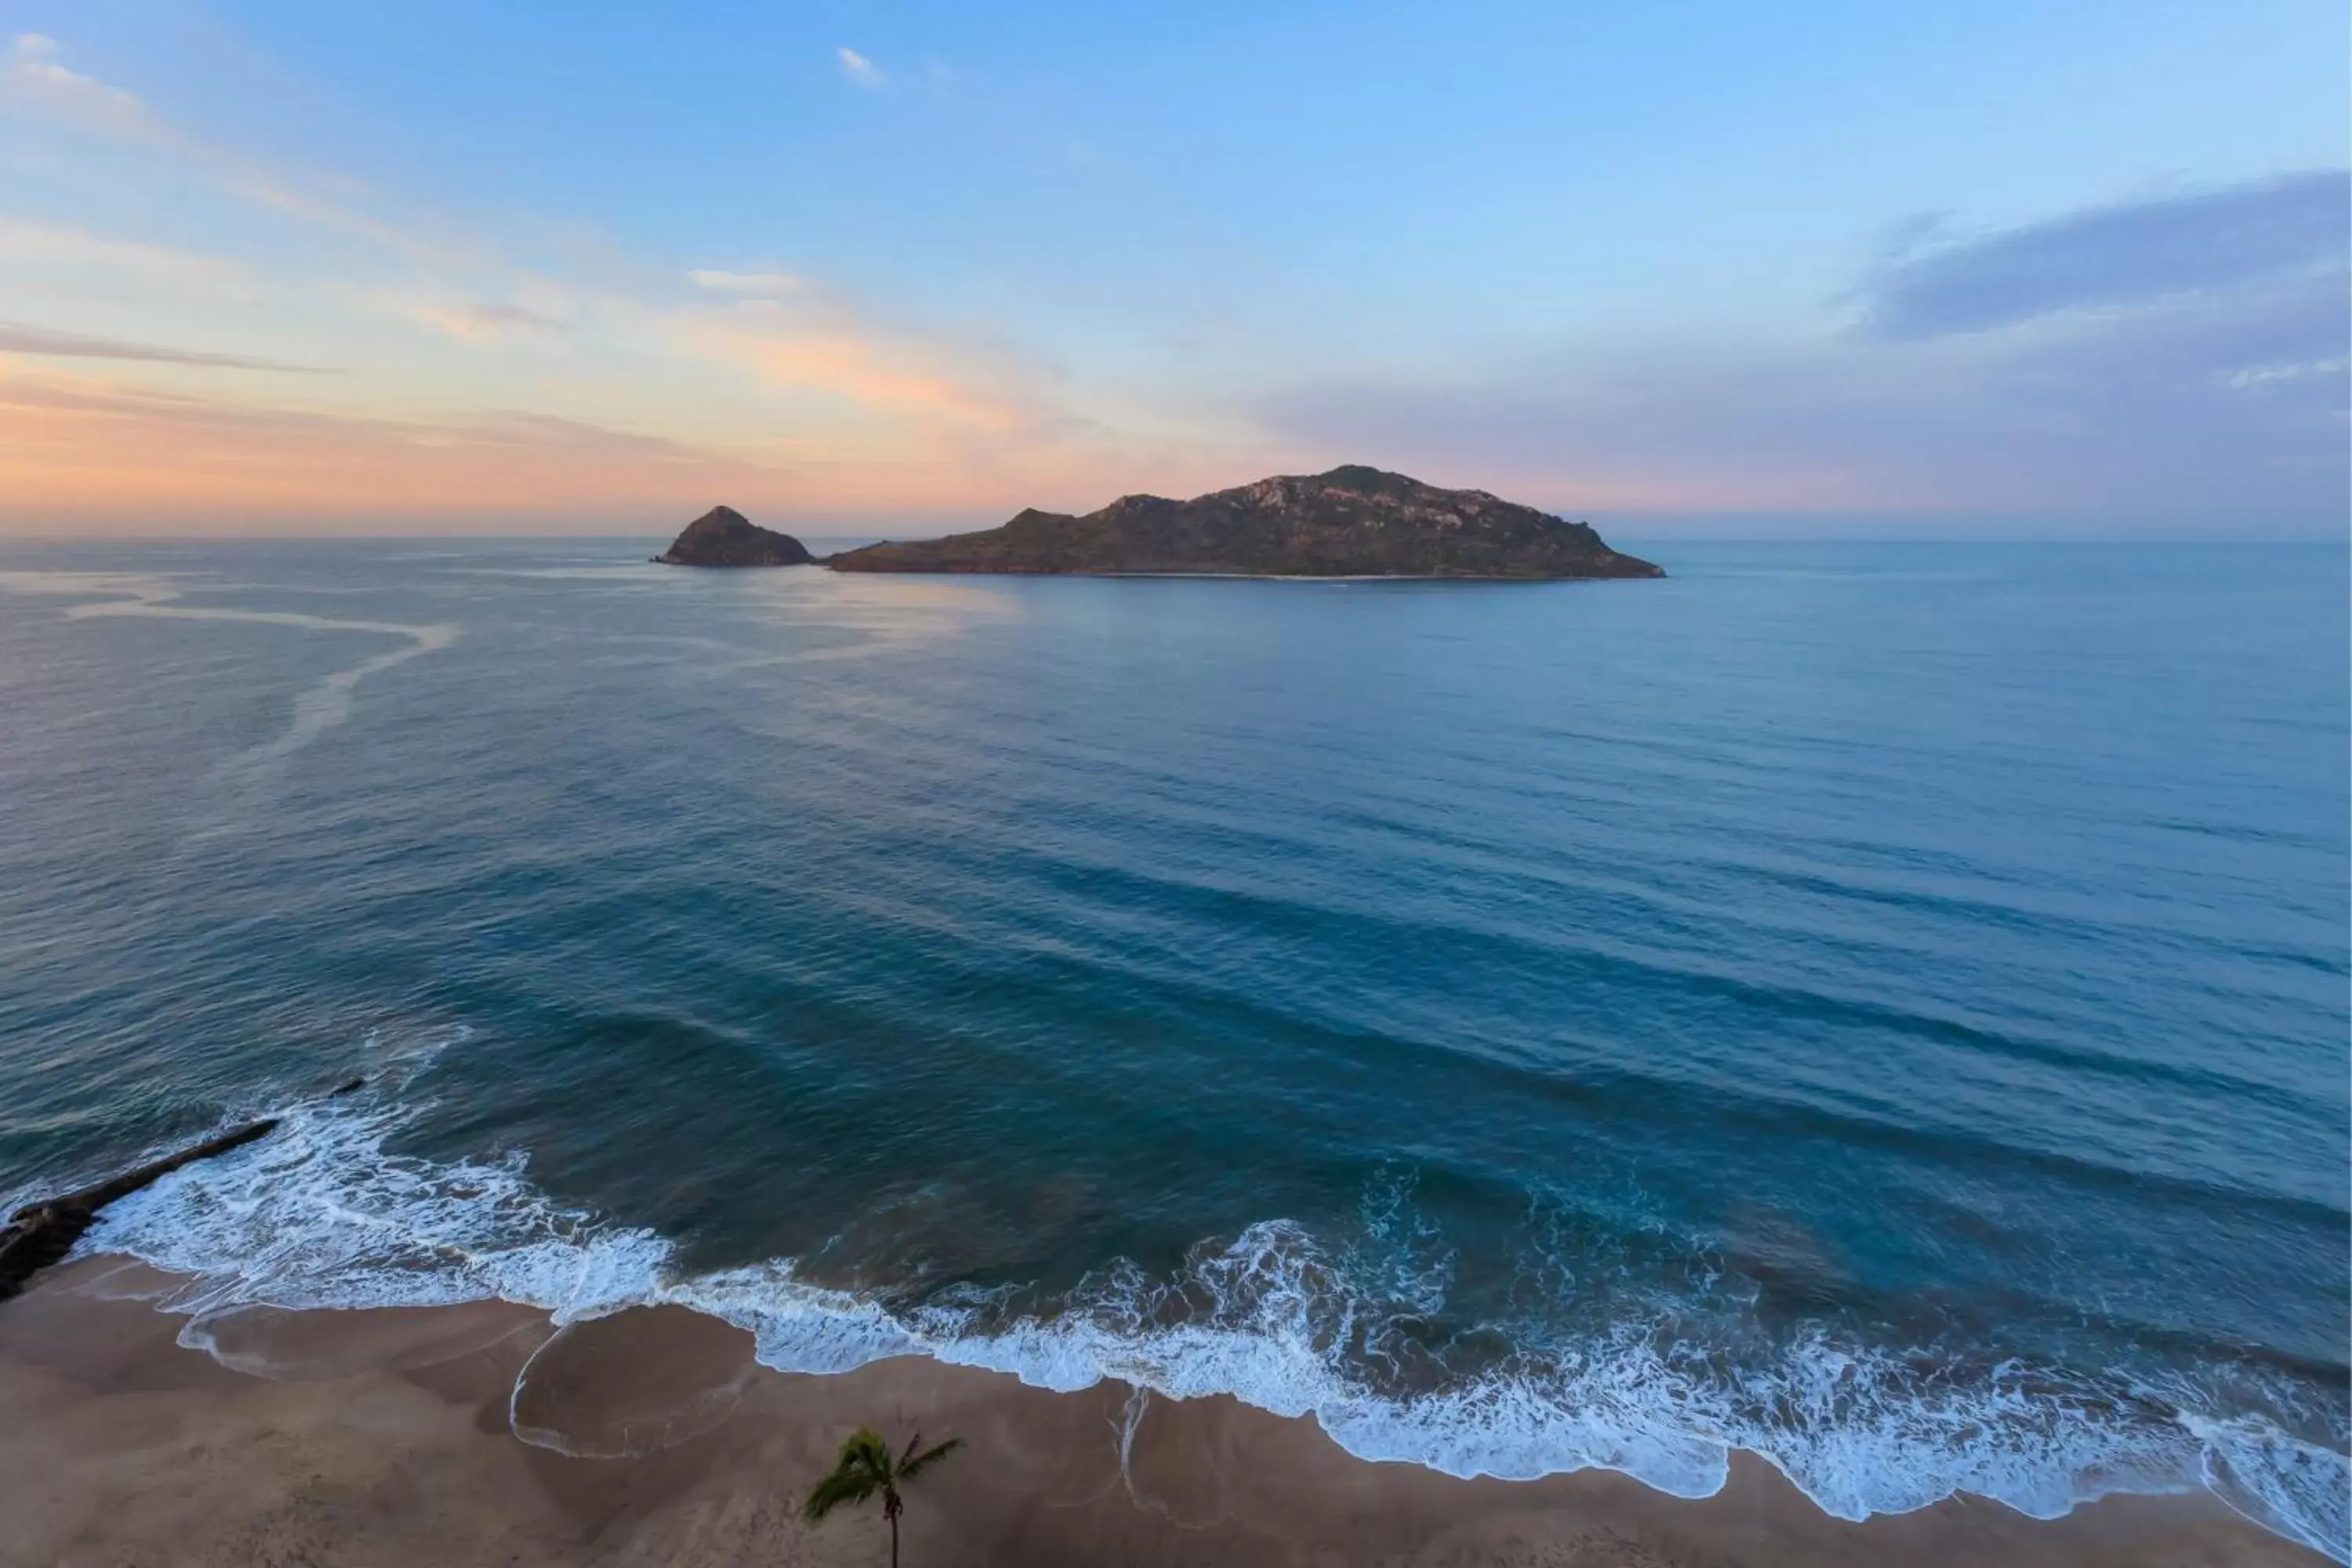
822,565,1657,580
2,1253,2329,1567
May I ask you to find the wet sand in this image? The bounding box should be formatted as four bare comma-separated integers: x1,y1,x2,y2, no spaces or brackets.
0,1254,2327,1568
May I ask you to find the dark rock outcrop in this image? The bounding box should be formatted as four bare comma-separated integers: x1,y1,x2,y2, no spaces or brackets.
826,466,1664,579
0,1119,278,1302
655,506,815,567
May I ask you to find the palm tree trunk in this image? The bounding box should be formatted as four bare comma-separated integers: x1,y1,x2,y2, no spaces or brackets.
889,1511,899,1568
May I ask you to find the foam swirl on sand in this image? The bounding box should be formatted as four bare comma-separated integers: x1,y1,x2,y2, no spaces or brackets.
60,1082,2348,1564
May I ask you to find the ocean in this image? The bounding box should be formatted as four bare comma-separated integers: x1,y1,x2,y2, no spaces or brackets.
1,539,2344,1559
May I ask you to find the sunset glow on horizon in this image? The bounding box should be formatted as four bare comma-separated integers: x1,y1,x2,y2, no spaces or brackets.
1,4,2344,538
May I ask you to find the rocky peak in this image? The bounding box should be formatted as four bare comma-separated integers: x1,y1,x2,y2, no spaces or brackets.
655,506,816,568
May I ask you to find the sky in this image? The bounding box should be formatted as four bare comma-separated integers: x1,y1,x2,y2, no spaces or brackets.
0,0,2344,538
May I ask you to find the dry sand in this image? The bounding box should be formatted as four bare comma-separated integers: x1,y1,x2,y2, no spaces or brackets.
0,1254,2327,1567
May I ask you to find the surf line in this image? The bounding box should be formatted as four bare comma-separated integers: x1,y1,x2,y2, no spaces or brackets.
11,572,460,775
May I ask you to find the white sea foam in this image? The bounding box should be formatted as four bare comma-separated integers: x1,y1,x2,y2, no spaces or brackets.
0,568,459,784
71,1087,2350,1564
2190,1412,2352,1562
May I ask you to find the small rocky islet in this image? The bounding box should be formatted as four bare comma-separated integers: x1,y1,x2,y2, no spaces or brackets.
655,466,1664,579
653,506,817,567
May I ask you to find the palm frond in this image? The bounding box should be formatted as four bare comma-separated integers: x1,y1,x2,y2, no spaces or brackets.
803,1424,962,1531
898,1435,964,1479
848,1429,894,1474
802,1467,877,1522
804,1427,892,1521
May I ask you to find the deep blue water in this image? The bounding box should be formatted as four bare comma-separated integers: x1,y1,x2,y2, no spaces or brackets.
1,540,2345,1555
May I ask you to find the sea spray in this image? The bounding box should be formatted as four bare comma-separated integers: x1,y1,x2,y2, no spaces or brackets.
71,1083,2350,1564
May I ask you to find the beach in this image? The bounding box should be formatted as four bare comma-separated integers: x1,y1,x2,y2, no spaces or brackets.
1,1254,2325,1568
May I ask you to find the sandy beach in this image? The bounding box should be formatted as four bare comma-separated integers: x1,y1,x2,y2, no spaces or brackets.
0,1254,2325,1568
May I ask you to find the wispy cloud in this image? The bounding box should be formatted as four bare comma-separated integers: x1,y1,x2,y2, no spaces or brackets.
0,34,1230,529
411,303,567,339
0,361,786,527
1857,172,2350,340
0,349,1262,529
0,219,249,284
837,47,885,89
685,269,806,297
2,33,152,137
1264,172,2351,530
2224,356,2350,392
689,303,1036,433
0,42,1080,459
0,320,330,372
2,32,459,263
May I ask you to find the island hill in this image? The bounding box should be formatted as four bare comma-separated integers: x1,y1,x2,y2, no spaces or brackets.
654,506,815,567
655,466,1664,579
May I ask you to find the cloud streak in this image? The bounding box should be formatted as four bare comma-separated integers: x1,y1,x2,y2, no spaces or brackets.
0,220,249,284
2,32,461,264
2,32,151,137
687,269,806,296
1265,173,2350,532
0,361,794,526
1857,172,2350,340
0,321,331,372
837,47,885,89
0,354,1236,530
412,303,567,339
690,309,1037,432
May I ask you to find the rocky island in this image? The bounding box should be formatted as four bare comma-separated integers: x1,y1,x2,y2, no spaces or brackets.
824,466,1663,579
654,506,815,567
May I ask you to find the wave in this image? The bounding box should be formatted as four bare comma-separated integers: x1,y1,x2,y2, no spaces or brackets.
68,1076,2350,1564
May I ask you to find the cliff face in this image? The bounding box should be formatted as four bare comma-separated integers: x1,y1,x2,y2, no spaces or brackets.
825,466,1664,579
655,506,815,567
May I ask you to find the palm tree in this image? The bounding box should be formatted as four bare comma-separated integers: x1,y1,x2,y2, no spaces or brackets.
802,1426,963,1568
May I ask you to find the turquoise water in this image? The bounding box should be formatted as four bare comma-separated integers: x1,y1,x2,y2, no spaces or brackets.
1,540,2344,1555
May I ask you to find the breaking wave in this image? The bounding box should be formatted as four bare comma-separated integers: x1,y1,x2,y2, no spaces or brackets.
67,1079,2350,1564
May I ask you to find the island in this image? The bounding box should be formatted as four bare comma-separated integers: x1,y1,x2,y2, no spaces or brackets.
823,466,1664,579
654,506,815,567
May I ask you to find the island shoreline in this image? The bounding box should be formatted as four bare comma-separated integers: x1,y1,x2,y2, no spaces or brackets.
822,567,1658,581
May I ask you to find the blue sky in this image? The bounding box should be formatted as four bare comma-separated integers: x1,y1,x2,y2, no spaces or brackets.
0,0,2343,534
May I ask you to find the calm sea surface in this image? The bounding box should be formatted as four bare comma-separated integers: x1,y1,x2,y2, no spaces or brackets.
1,540,2344,1555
